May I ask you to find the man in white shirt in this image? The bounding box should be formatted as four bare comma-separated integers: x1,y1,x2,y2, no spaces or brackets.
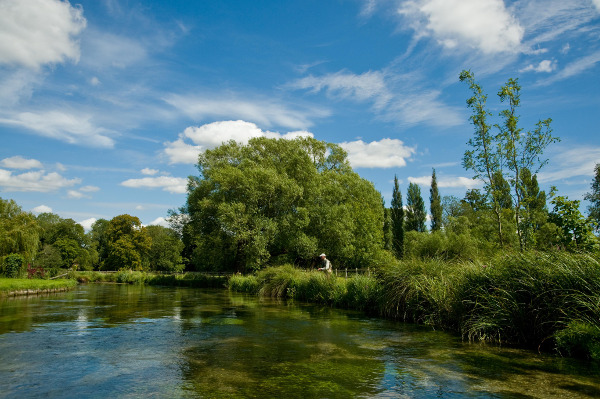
317,253,332,274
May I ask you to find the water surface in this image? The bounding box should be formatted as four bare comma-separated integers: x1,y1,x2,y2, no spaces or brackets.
1,284,598,398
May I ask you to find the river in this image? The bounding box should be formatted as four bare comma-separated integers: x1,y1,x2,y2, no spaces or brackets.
1,284,598,398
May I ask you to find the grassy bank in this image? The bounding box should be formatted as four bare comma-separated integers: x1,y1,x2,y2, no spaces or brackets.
229,252,600,360
0,278,78,296
68,270,229,288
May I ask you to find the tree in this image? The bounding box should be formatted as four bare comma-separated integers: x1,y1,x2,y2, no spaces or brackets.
382,202,393,251
497,77,559,250
0,197,39,263
460,70,506,246
89,218,110,269
406,182,427,233
519,168,548,248
104,215,152,270
184,137,384,272
430,169,442,231
390,175,405,258
549,196,596,250
146,225,184,273
584,163,600,233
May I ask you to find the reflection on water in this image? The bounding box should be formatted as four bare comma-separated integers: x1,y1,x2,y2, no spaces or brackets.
1,284,599,398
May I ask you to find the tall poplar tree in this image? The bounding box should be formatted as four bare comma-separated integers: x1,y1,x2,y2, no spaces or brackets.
460,70,505,246
406,182,427,233
584,163,600,233
430,168,442,231
391,175,404,258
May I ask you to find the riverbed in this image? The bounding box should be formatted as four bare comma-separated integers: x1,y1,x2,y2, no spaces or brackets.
1,284,598,398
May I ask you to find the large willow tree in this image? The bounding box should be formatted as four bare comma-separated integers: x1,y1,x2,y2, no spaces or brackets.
182,137,384,272
0,197,39,265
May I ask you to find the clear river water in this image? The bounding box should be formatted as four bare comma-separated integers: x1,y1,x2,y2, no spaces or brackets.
1,284,599,398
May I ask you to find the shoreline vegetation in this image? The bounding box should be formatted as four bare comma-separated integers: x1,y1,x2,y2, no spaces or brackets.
3,251,600,361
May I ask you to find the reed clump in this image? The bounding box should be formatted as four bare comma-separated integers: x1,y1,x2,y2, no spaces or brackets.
229,252,600,359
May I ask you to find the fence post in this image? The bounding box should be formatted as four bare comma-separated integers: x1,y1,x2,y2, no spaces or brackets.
345,268,348,279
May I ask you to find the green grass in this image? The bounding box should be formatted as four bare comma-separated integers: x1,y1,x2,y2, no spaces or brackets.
0,278,77,295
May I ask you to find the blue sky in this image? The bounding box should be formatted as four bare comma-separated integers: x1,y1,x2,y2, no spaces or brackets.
1,0,599,230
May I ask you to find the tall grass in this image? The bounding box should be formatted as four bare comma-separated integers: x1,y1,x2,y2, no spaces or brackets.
229,252,600,359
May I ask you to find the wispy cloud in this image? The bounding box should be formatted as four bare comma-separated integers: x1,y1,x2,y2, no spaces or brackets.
289,69,462,127
0,110,115,147
164,94,328,130
409,174,482,189
536,51,600,86
521,59,555,73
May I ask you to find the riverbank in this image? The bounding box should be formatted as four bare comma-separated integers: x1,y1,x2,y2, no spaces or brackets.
68,270,228,288
228,251,600,360
0,278,78,297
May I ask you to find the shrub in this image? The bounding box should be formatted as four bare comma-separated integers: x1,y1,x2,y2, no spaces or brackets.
554,321,600,360
2,254,25,278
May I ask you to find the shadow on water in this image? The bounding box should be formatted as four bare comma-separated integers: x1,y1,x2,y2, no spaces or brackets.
1,284,599,398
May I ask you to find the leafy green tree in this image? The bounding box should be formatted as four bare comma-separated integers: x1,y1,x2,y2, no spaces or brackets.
104,215,152,270
584,163,600,233
391,175,405,258
146,225,184,273
406,182,426,233
2,254,25,278
518,168,548,248
496,77,559,250
550,196,596,250
0,197,39,263
183,137,384,272
491,171,513,210
460,70,505,246
430,169,442,231
89,218,110,269
382,202,393,251
35,213,95,271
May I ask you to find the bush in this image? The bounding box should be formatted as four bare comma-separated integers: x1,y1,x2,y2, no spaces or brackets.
554,321,600,360
2,254,25,278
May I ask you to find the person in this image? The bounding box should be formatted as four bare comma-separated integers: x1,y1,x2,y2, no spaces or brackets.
317,253,332,274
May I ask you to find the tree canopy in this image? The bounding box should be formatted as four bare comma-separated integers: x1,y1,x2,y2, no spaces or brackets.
182,137,385,272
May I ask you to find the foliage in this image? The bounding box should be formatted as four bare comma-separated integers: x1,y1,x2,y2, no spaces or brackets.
430,169,442,231
496,77,559,250
104,215,152,270
584,163,600,233
2,254,25,278
183,137,384,272
405,182,426,233
146,225,184,273
390,175,405,258
549,196,597,250
0,197,39,262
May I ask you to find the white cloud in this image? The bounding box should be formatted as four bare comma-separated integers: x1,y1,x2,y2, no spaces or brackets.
163,120,314,164
141,168,159,175
82,30,147,70
0,168,80,192
0,156,43,169
121,176,189,194
0,110,114,148
340,139,416,168
67,190,87,199
164,94,327,129
90,76,101,86
409,175,482,189
148,217,169,227
594,0,600,11
80,185,100,192
521,59,555,73
79,217,97,231
398,0,523,54
0,0,86,69
32,204,52,214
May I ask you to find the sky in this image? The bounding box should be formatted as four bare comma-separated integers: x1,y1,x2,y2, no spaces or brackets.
1,0,599,230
